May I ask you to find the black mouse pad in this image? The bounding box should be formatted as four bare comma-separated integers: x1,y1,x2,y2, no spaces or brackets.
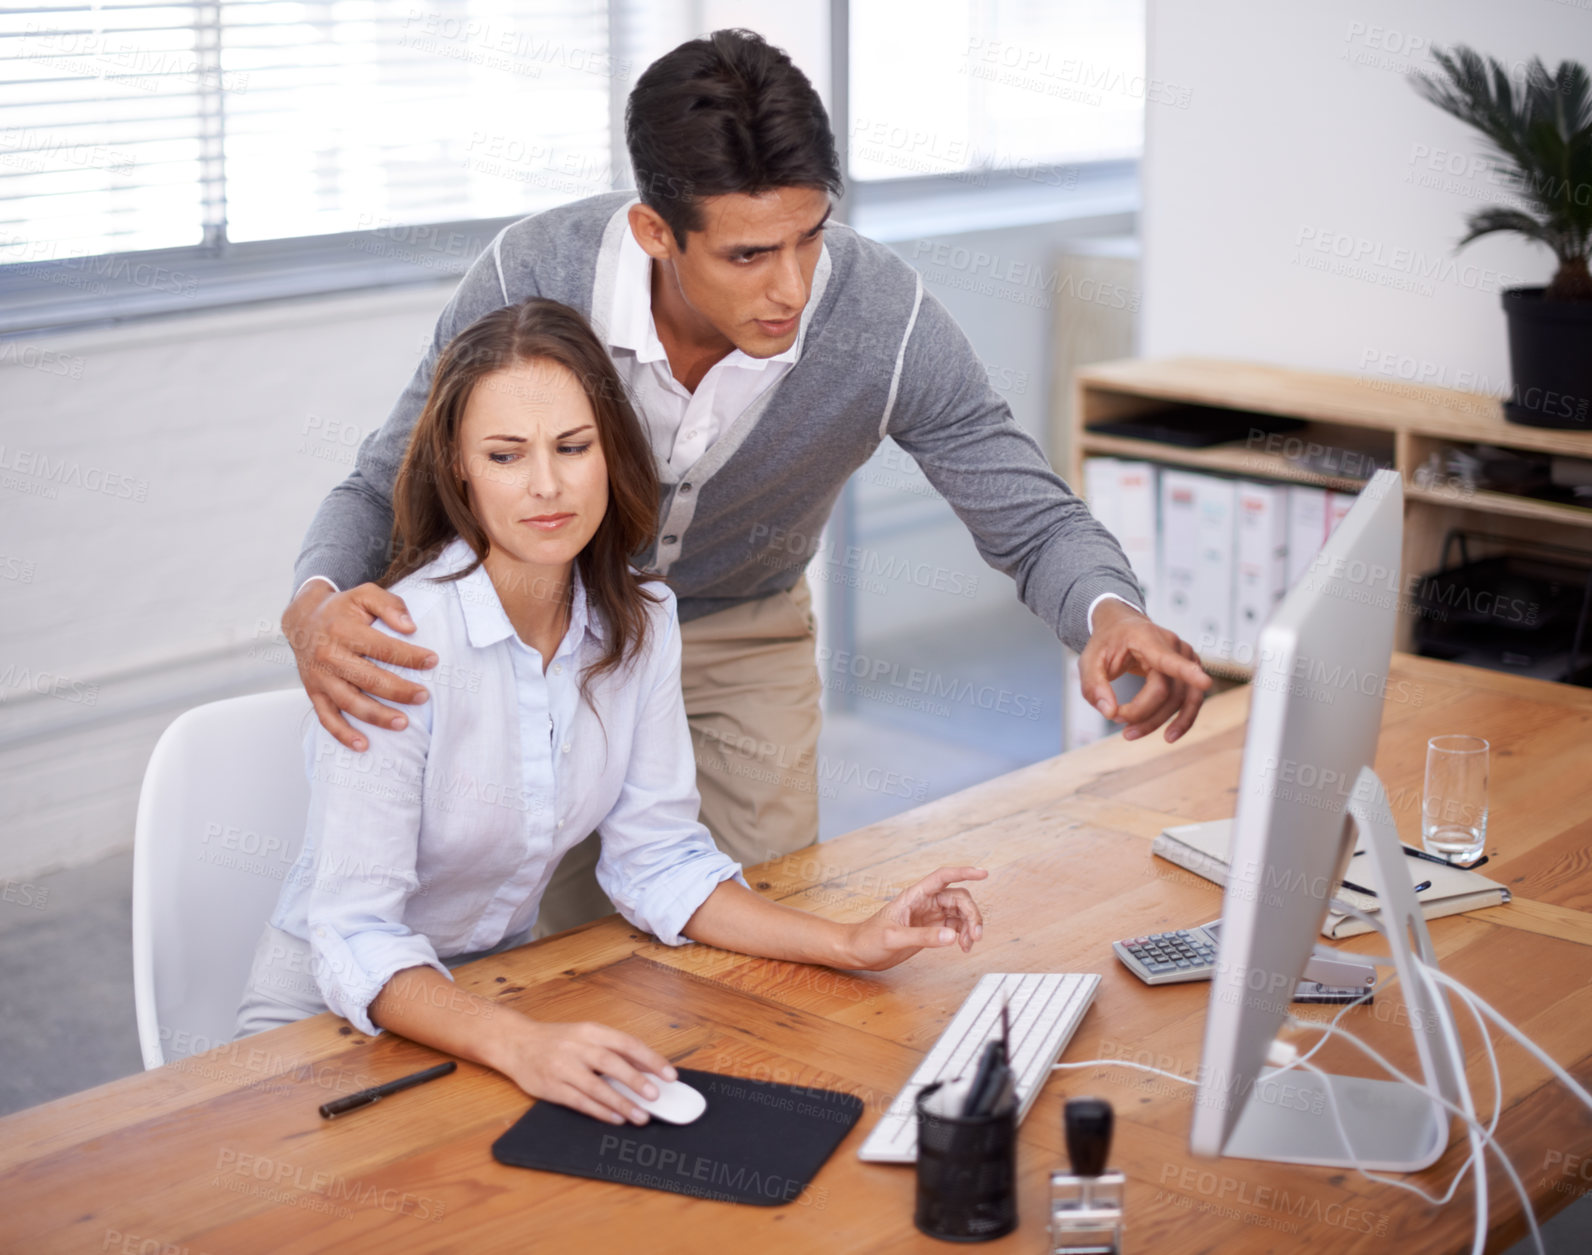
491,1068,863,1206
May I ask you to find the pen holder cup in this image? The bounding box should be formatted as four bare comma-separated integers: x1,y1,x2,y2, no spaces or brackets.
913,1082,1018,1242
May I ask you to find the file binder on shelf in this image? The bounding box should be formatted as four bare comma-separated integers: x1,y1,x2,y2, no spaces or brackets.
1286,486,1329,590
1234,481,1289,663
1158,469,1203,646
1083,457,1158,620
1192,476,1237,660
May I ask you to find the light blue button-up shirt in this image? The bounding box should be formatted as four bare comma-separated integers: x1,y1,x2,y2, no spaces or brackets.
271,537,745,1035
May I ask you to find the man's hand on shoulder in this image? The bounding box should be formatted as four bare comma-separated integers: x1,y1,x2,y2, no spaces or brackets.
1078,598,1212,743
282,581,438,753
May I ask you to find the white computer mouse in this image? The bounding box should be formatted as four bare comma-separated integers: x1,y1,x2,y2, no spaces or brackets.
604,1074,707,1124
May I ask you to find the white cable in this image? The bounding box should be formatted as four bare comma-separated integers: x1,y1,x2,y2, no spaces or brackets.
1404,961,1503,1145
1278,916,1552,1251
1288,1032,1510,1221
1250,876,1574,1251
1274,1028,1473,1207
1414,960,1568,1255
1053,990,1524,1250
1283,1009,1542,1254
1050,1058,1198,1088
1047,985,1388,1099
1293,1053,1492,1255
1327,894,1391,937
1279,967,1498,1176
1072,934,1576,1251
1407,958,1504,1255
1287,972,1393,1069
1403,955,1486,1255
1416,960,1592,1115
1323,871,1498,1249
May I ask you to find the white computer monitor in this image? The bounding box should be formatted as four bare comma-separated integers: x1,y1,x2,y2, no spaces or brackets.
1189,468,1467,1170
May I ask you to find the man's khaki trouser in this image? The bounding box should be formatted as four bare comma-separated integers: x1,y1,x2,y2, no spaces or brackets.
531,578,823,937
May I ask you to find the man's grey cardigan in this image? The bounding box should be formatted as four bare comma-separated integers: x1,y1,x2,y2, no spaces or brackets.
294,192,1141,652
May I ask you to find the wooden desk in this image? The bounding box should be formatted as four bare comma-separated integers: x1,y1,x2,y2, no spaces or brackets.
3,656,1591,1253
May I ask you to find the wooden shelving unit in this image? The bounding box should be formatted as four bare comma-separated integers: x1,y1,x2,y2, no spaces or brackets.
1069,357,1592,680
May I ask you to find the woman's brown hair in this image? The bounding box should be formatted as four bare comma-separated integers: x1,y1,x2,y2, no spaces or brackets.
380,298,661,701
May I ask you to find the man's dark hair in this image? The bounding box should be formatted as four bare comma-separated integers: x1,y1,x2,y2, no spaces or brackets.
626,28,843,247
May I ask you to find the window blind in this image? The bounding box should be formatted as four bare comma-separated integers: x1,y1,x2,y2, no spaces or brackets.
0,0,616,270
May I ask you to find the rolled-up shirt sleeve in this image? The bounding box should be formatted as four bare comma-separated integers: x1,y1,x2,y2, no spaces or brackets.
594,608,746,945
297,689,451,1036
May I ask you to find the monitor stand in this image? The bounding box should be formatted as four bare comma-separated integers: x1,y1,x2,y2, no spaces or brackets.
1219,766,1469,1171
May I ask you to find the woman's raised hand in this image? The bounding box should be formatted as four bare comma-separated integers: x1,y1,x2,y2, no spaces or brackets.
844,866,988,971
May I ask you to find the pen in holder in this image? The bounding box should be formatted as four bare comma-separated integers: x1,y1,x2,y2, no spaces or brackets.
913,1080,1018,1242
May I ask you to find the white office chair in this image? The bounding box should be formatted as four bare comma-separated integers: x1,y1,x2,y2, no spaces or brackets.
132,687,315,1068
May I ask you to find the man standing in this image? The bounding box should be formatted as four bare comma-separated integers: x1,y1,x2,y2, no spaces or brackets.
283,29,1209,933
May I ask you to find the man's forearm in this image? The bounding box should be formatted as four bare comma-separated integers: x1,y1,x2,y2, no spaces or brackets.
283,577,334,635
1087,591,1143,636
293,475,400,600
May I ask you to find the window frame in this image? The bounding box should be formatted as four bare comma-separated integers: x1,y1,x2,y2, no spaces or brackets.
1,2,1140,338
0,213,534,337
0,0,631,338
845,158,1139,243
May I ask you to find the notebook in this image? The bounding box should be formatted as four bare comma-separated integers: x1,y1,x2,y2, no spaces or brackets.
1151,818,1510,938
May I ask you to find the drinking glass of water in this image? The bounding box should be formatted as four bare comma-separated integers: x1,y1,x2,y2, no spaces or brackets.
1422,735,1489,863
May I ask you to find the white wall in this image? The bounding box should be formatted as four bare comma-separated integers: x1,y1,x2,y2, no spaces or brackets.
1,283,457,878
2,287,458,678
1141,0,1586,392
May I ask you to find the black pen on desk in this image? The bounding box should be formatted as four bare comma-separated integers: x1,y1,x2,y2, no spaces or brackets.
1340,877,1431,898
319,1061,456,1119
1405,846,1489,871
1355,846,1490,872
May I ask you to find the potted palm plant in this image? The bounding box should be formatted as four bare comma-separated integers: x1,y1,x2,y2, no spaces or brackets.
1411,47,1591,430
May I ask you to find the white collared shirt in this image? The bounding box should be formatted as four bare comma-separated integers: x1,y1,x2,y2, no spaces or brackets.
606,225,799,481
271,537,745,1036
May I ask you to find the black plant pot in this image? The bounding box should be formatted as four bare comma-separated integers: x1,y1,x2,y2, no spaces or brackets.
1501,286,1592,430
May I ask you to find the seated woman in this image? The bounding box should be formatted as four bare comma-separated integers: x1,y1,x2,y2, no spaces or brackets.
236,297,985,1126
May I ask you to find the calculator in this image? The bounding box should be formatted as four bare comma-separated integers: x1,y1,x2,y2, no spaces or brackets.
1113,919,1378,1003
1112,922,1219,985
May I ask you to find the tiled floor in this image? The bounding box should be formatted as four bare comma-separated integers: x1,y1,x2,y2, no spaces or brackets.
2,602,1587,1251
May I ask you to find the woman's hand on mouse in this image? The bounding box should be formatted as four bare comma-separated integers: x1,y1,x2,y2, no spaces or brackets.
368,968,672,1126
844,865,987,971
496,1019,677,1125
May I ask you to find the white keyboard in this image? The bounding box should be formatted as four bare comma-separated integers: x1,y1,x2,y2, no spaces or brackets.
857,972,1100,1163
